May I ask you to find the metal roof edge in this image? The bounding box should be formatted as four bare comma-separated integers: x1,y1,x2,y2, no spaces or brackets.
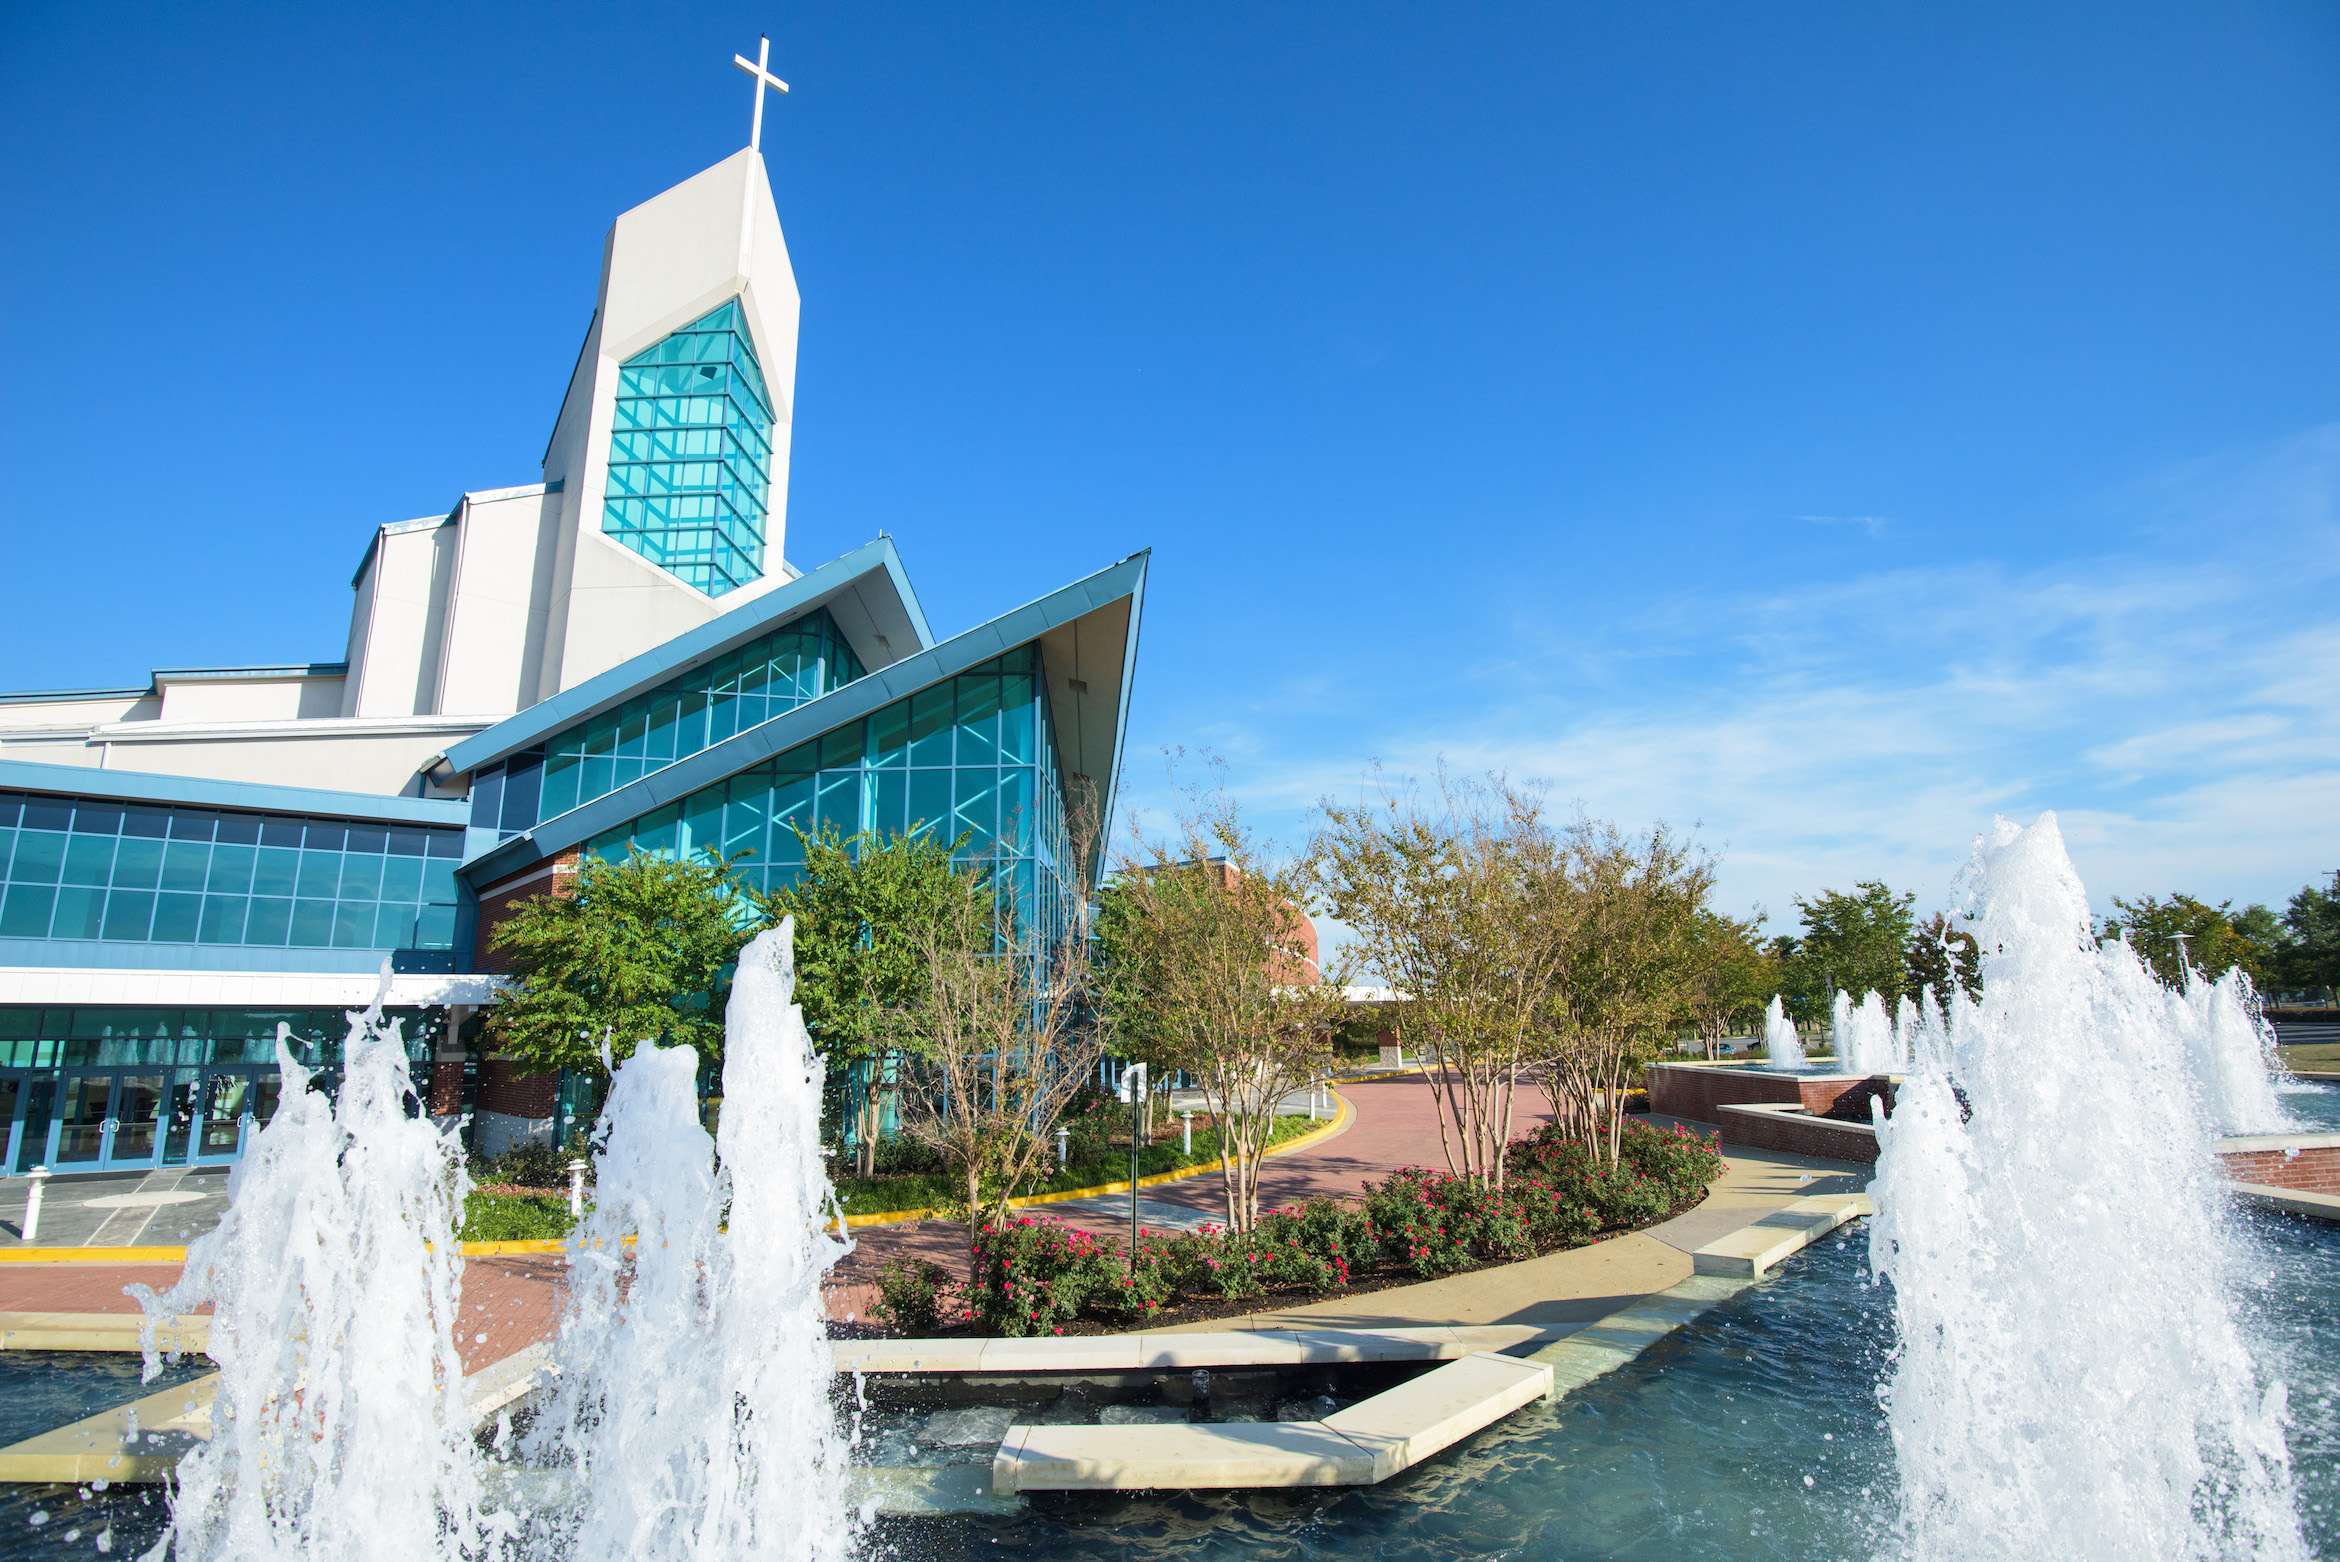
443,537,918,777
459,552,1149,886
0,759,468,826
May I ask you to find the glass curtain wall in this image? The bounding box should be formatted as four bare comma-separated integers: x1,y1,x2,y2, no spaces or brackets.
470,607,865,841
0,796,462,967
600,298,775,596
581,645,1079,965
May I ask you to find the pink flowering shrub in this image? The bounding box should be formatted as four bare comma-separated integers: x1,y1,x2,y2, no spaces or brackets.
966,1215,1117,1336
916,1121,1725,1337
1506,1119,1724,1230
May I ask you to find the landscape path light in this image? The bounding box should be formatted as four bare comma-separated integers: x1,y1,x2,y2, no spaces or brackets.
567,1158,588,1219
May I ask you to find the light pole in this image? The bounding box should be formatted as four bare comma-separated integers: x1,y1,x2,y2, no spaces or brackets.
1055,1125,1069,1171
1181,1110,1194,1155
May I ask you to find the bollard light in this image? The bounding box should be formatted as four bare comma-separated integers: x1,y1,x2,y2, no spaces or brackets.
1181,1110,1194,1155
21,1167,50,1244
1056,1125,1070,1171
567,1158,587,1219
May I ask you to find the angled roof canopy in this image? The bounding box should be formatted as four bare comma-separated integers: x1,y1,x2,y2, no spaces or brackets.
444,536,932,777
460,550,1148,888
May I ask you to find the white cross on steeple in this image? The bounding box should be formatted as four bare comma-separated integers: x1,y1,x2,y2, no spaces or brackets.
733,34,790,154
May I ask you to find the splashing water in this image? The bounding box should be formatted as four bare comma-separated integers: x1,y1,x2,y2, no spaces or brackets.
133,999,501,1562
1868,814,2304,1560
530,918,855,1560
2173,968,2296,1135
1763,995,1807,1069
1832,989,1900,1075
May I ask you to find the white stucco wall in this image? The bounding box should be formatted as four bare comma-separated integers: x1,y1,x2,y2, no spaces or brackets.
347,518,459,719
156,673,346,725
78,722,482,793
533,148,802,697
434,484,563,717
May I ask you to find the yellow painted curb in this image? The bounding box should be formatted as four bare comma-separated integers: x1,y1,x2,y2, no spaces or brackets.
0,1089,1365,1264
836,1087,1357,1231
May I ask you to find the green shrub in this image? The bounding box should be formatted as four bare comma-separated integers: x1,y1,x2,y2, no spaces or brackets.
1364,1168,1478,1277
967,1216,1117,1336
458,1190,576,1242
869,1257,954,1334
1087,1229,1181,1323
473,1141,583,1192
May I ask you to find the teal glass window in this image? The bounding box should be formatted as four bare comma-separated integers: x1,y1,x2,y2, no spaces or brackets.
0,1004,441,1073
601,298,775,596
582,645,1081,972
0,793,463,967
471,606,864,838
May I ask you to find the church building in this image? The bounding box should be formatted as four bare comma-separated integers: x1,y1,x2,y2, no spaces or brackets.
0,50,1146,1173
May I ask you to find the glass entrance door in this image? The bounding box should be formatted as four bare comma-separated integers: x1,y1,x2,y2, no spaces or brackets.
108,1073,168,1167
0,1077,18,1176
192,1070,255,1164
9,1079,53,1175
51,1075,110,1167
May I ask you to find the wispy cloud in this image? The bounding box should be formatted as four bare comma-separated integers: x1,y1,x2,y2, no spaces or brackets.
1126,426,2340,931
1794,512,1891,537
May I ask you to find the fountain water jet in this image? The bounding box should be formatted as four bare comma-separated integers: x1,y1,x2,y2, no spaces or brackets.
1762,995,1806,1069
132,998,502,1562
528,918,855,1561
2174,968,2295,1135
1868,814,2304,1560
1832,989,1899,1075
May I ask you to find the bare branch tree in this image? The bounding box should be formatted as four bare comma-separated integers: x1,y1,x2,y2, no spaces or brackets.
1096,793,1344,1232
1309,772,1574,1190
892,857,1102,1262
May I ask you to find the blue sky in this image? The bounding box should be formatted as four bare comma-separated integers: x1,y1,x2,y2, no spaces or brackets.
4,2,2336,928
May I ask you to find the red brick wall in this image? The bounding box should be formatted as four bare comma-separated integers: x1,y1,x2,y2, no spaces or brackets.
477,1056,558,1120
2219,1144,2340,1195
427,1058,466,1117
1647,1065,1896,1127
471,851,582,973
1714,1106,1883,1164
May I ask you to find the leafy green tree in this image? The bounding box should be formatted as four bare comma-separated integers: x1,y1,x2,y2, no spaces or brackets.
758,826,994,1176
1682,910,1776,1059
1903,912,1982,1003
2101,893,2275,988
1779,881,1915,1020
2276,876,2340,1003
486,848,755,1079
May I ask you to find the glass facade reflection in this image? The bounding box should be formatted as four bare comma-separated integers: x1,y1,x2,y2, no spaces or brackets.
0,1006,441,1175
601,298,775,596
583,645,1078,963
0,794,462,966
469,606,865,839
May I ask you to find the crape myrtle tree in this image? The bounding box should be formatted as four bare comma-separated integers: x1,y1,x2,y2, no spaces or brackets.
487,847,755,1079
1777,881,1916,1022
1543,821,1715,1169
1311,773,1573,1192
1682,908,1776,1061
890,879,1102,1260
1096,795,1347,1232
760,825,993,1177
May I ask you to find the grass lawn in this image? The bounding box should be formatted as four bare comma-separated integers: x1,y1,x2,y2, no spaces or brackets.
2281,1042,2340,1072
459,1189,578,1242
831,1113,1322,1217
